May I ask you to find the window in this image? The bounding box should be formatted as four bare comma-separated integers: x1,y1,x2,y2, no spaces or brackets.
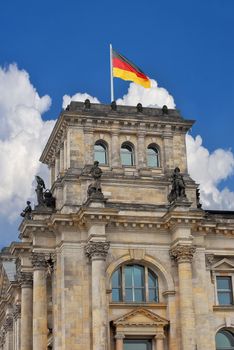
124,339,152,350
121,143,134,166
94,141,107,165
217,277,233,305
111,264,158,303
216,329,234,350
147,145,160,167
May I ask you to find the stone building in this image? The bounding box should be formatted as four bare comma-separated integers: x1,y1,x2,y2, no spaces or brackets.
0,101,234,350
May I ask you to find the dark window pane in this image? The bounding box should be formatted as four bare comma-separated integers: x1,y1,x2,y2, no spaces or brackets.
133,265,144,287
94,144,107,164
124,340,151,350
218,292,233,305
149,289,157,302
135,288,144,302
112,269,120,288
148,270,157,288
121,145,134,166
112,288,121,302
125,288,133,301
125,266,133,287
147,147,159,167
216,330,234,348
217,277,232,290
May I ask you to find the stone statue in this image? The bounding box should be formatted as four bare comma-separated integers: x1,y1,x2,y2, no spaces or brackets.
35,176,45,206
87,161,104,198
168,167,187,203
20,201,32,220
137,103,143,113
162,105,168,115
84,99,91,109
111,101,117,111
35,176,56,209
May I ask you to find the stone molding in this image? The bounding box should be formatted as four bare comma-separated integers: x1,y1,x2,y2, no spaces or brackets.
169,245,196,263
85,241,110,260
13,304,21,320
18,272,33,287
31,252,47,270
115,333,125,340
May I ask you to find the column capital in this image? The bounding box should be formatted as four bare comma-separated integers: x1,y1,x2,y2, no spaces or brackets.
31,252,47,270
85,241,110,260
170,244,196,263
18,271,33,287
13,304,21,320
155,332,165,340
115,332,125,340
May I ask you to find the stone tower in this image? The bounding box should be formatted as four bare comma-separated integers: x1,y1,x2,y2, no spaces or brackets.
2,101,234,350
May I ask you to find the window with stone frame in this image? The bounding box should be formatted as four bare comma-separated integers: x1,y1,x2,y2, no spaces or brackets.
120,142,135,166
111,264,158,303
216,276,233,305
146,144,160,167
216,329,234,350
94,140,108,165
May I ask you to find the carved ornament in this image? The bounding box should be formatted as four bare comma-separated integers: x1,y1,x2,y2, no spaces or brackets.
31,253,47,270
18,272,33,287
85,241,110,260
13,304,21,320
169,245,196,263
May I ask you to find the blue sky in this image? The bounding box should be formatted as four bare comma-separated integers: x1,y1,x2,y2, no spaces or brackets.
0,0,234,247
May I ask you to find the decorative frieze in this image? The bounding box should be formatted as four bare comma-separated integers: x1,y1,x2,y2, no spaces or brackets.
85,241,110,260
18,272,33,287
31,253,47,270
169,245,196,263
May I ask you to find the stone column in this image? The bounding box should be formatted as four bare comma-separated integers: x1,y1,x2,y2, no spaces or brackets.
4,315,13,350
111,132,120,167
20,273,33,350
137,132,145,168
59,145,64,175
13,305,21,350
84,130,94,164
170,245,196,350
155,332,165,350
85,241,110,350
115,333,125,350
32,253,48,350
162,130,173,171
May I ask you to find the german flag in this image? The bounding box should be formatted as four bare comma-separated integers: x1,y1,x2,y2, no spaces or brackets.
112,49,151,88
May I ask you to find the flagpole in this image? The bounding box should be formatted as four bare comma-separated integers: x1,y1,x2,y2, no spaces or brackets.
110,43,114,102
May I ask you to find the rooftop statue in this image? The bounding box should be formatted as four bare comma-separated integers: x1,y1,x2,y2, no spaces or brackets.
162,105,168,115
20,201,32,220
111,101,117,111
84,99,91,109
168,167,187,203
137,103,143,113
35,175,56,209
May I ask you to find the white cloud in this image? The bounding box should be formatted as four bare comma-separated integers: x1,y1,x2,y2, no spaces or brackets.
0,64,55,220
186,134,234,210
116,79,175,108
62,92,100,109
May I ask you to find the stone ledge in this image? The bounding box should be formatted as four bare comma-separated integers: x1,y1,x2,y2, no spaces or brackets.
213,305,234,311
109,302,167,309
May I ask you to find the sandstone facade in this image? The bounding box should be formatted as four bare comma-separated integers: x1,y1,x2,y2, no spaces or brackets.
0,102,234,350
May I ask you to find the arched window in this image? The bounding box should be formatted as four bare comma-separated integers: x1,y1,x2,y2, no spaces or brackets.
147,145,160,167
111,264,158,303
94,141,108,165
216,329,234,349
121,143,134,166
